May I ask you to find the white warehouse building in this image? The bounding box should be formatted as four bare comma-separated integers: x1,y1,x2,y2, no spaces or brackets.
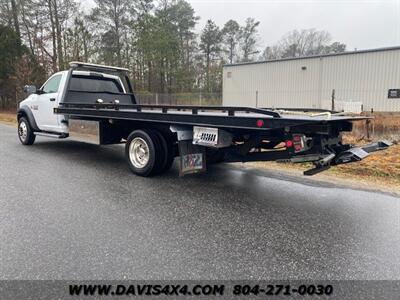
223,46,400,112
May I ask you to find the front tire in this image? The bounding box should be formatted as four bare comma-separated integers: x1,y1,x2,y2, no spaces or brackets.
18,117,36,145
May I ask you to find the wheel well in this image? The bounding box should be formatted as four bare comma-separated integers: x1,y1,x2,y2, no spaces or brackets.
17,111,26,121
118,121,176,142
17,107,40,132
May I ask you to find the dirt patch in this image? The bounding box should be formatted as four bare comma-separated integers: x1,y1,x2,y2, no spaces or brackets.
353,112,400,141
247,159,400,195
247,133,400,195
0,112,17,125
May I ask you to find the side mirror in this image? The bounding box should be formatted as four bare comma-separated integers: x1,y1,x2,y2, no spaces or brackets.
24,85,38,95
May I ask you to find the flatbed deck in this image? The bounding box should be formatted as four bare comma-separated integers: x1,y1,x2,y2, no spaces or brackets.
55,103,368,131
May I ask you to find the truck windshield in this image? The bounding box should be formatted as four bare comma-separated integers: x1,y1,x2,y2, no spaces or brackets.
69,75,124,93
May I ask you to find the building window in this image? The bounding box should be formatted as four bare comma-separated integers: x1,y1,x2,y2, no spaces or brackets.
227,72,232,78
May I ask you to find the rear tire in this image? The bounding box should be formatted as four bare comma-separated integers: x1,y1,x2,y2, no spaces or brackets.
152,130,175,174
18,117,36,145
125,129,164,177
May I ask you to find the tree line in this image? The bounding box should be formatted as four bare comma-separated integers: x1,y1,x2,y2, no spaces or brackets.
0,0,346,109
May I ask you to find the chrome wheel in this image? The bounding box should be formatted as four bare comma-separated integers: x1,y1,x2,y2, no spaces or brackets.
129,137,150,168
19,120,28,142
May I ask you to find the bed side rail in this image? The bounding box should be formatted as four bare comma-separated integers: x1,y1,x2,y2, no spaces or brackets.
58,102,282,118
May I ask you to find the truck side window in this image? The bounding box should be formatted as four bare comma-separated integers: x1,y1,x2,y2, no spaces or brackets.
42,74,62,93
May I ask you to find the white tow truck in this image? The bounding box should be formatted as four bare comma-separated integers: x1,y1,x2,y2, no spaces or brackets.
17,62,391,177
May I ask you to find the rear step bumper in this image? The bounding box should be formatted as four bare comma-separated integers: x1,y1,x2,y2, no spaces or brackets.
304,140,392,176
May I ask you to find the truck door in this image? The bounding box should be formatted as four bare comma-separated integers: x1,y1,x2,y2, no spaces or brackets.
34,74,62,132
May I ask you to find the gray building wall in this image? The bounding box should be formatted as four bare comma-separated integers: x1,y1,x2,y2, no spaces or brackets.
223,47,400,112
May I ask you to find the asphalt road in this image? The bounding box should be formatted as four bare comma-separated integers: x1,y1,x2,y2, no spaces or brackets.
0,123,399,280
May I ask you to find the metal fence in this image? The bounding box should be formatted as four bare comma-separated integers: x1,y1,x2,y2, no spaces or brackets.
135,93,222,106
0,92,222,111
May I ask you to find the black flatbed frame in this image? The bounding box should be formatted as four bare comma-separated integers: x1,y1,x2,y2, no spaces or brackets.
55,102,369,132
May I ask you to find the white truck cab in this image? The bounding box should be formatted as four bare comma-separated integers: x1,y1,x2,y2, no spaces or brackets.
20,71,68,134
18,69,126,141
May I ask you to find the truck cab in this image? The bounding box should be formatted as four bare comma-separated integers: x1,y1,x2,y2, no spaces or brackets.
18,67,127,142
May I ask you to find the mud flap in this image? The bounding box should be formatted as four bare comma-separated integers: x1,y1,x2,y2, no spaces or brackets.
178,141,206,176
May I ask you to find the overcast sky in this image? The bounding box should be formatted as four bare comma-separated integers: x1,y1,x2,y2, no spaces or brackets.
84,0,400,51
187,0,400,50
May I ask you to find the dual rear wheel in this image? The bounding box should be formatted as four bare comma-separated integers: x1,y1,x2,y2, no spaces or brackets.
125,129,175,177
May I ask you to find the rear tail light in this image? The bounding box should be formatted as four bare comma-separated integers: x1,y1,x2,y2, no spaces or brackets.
292,134,307,153
285,140,293,148
294,144,303,152
287,134,310,153
293,135,302,142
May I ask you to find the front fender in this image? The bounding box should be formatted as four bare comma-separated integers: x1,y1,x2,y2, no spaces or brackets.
17,105,40,131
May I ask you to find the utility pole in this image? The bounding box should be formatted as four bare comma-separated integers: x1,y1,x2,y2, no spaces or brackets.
256,90,259,108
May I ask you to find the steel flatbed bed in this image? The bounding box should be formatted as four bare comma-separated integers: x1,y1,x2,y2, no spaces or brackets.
55,103,369,132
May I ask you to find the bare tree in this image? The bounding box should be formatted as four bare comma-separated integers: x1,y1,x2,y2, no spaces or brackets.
261,45,281,60
199,20,222,92
280,29,330,57
90,0,133,67
222,19,240,64
261,28,347,60
239,17,260,62
0,0,13,28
